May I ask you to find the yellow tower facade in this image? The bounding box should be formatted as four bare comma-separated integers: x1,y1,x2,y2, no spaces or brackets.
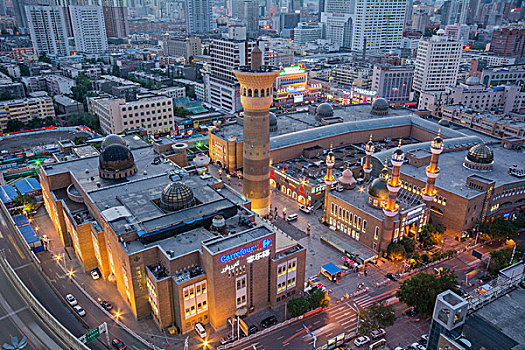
234,52,279,216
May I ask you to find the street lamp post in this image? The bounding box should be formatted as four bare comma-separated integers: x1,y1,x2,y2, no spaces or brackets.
352,302,360,336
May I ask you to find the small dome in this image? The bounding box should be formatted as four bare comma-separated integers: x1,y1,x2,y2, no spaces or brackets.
339,169,356,188
316,103,334,117
99,144,136,175
368,177,389,200
466,76,481,86
467,144,494,164
371,98,389,115
160,181,196,211
437,28,445,35
438,118,450,127
101,134,126,150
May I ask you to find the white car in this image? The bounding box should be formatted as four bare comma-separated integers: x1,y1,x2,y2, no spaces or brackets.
65,294,77,306
371,328,386,339
73,305,86,317
286,213,298,222
354,336,371,347
410,342,425,350
420,334,429,343
90,270,100,280
299,205,313,214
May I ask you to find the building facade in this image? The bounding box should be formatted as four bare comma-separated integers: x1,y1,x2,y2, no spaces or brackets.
26,5,70,57
102,5,129,39
0,95,55,131
372,64,414,103
413,31,462,93
88,94,174,134
274,65,321,107
164,37,202,61
69,6,108,55
185,0,212,34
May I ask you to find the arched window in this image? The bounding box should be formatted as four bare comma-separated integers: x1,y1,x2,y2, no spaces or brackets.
254,89,259,97
261,89,265,97
266,88,270,96
248,89,252,97
243,88,247,96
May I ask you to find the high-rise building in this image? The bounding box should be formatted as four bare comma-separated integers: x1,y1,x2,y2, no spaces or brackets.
234,47,279,216
372,64,414,102
324,0,352,13
164,37,202,61
102,2,129,39
69,6,108,54
320,12,353,48
293,23,323,45
490,28,525,58
185,0,212,34
351,0,407,52
441,0,469,25
242,0,259,38
206,39,266,113
412,30,462,93
26,5,70,57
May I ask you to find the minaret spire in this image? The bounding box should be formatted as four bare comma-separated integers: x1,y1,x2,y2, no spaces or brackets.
363,134,375,181
323,145,336,223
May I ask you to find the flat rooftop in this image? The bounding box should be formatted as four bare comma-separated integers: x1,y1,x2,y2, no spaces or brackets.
463,287,525,350
203,225,273,256
374,136,525,199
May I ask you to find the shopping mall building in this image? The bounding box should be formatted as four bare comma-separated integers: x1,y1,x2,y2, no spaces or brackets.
40,134,305,333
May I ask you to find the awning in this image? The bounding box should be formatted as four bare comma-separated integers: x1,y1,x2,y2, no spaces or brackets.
13,178,41,195
321,262,342,276
0,185,18,203
18,224,41,245
13,215,29,226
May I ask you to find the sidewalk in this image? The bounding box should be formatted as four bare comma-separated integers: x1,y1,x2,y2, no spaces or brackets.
33,208,189,349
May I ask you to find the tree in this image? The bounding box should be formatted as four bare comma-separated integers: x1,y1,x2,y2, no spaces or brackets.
359,301,396,334
418,223,443,248
287,297,310,317
387,242,406,261
307,287,329,309
72,136,88,145
68,113,100,132
480,218,518,241
486,245,525,276
6,119,25,132
14,194,37,213
112,65,120,77
396,269,457,317
70,74,93,105
401,237,416,255
38,53,52,64
19,64,30,76
0,91,14,101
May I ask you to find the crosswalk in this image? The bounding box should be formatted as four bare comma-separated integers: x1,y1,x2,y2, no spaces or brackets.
352,288,400,309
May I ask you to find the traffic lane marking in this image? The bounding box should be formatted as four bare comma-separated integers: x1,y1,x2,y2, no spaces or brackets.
282,325,310,344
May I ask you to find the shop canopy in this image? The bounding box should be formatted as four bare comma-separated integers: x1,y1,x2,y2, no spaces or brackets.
13,178,41,195
18,224,41,245
321,262,342,276
13,215,29,226
0,185,17,203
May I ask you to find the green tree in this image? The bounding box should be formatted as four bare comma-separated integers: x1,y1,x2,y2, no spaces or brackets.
287,297,310,317
0,91,14,101
401,237,416,255
479,218,518,241
387,242,406,261
14,194,37,213
486,245,525,276
72,136,88,145
68,113,100,132
359,301,396,334
112,65,121,77
19,64,30,76
307,287,329,309
70,74,93,104
418,223,443,248
6,119,25,132
38,53,52,64
396,269,457,317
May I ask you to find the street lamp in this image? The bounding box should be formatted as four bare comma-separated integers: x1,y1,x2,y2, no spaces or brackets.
352,302,360,337
67,269,75,279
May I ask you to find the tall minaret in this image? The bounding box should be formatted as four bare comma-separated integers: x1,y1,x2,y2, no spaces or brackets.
234,46,279,217
421,130,444,207
363,134,374,181
323,145,335,223
381,140,405,251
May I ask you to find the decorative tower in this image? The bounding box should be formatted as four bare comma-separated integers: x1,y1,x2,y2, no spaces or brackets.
363,134,374,181
323,145,336,223
421,130,444,206
381,140,404,251
234,47,279,217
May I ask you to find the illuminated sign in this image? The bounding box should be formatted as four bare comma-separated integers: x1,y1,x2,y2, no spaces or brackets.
353,87,378,96
247,249,270,263
278,65,306,76
221,260,240,274
219,238,272,263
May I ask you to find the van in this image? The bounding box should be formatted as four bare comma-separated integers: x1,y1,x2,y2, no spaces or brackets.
286,213,298,222
369,338,386,350
194,322,207,339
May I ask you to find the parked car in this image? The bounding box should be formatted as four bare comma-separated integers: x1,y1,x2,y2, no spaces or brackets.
370,328,386,339
90,270,100,280
410,342,425,350
194,322,206,339
385,273,399,281
73,305,86,317
453,285,468,297
65,294,77,306
100,300,113,311
419,334,429,344
260,315,278,328
353,335,370,346
248,325,258,335
111,338,126,350
286,213,298,222
299,205,313,214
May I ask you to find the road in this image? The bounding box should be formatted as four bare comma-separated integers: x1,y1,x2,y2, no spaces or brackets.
0,264,68,349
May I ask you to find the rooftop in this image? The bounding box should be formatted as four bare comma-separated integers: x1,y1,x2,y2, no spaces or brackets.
203,225,273,255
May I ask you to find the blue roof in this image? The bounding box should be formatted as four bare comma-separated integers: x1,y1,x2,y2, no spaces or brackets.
13,178,41,195
0,185,18,203
18,224,41,245
13,215,29,226
321,262,341,275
